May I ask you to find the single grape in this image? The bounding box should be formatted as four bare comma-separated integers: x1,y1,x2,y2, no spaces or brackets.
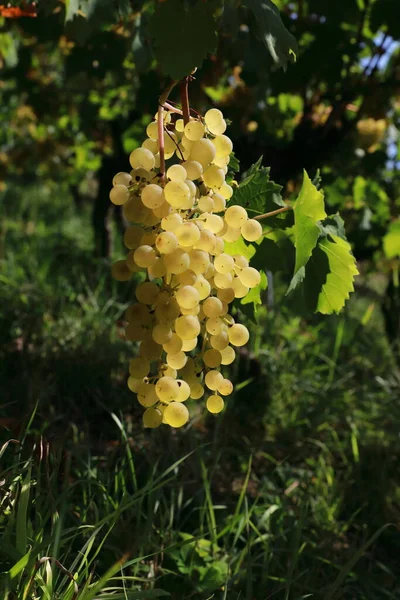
203,165,225,189
238,266,261,288
163,402,189,428
156,231,178,254
110,184,129,206
214,272,233,289
210,330,229,351
214,254,235,274
212,135,233,158
184,120,206,141
189,249,210,274
176,285,200,310
164,181,191,209
167,164,187,182
176,222,201,246
189,139,216,167
161,212,183,231
212,193,226,212
123,225,144,249
182,160,203,180
190,382,205,399
167,351,187,370
163,248,190,274
129,148,155,171
143,407,163,428
141,184,165,209
220,345,236,365
232,277,249,299
148,257,167,279
205,370,223,391
127,376,142,392
206,394,224,414
146,121,159,140
135,281,160,304
206,317,223,335
193,275,211,299
113,172,132,187
241,219,262,242
203,296,223,318
217,378,234,396
176,379,191,402
152,323,173,345
139,337,163,361
198,196,214,213
175,315,201,340
155,376,180,402
163,332,183,354
224,205,248,228
138,382,159,407
181,337,198,351
133,245,157,268
228,323,250,347
203,349,222,368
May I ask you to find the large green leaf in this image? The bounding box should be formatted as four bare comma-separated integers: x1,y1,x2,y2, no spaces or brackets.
149,0,218,80
383,220,400,259
289,170,327,289
297,235,359,314
232,165,285,225
245,0,298,71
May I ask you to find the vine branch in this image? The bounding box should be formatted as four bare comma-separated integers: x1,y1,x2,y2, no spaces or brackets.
158,79,178,180
254,206,292,221
180,77,190,125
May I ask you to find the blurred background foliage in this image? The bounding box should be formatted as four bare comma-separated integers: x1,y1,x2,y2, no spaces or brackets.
1,1,400,598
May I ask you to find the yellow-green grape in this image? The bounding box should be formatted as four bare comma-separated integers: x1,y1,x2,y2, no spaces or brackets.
234,255,249,269
148,257,167,279
214,272,233,289
155,231,178,254
139,228,157,245
175,270,197,286
175,379,191,402
176,285,200,310
129,357,150,378
161,212,183,231
224,205,248,228
142,138,158,154
152,323,173,345
167,164,187,182
189,139,216,166
212,193,226,212
127,376,142,392
206,394,224,414
203,213,224,234
181,337,198,351
125,302,151,324
205,370,223,391
198,196,214,213
220,345,236,365
164,131,178,155
218,183,233,200
155,376,180,402
190,381,204,399
193,275,211,299
206,317,223,335
137,382,159,407
182,160,203,180
217,378,234,396
125,321,147,341
153,202,171,218
179,135,193,159
217,287,235,304
214,236,224,255
167,351,187,370
164,181,191,209
175,315,201,340
109,184,130,206
189,249,210,274
123,197,149,224
183,120,205,141
213,155,229,169
113,171,132,187
124,225,144,249
135,281,160,304
162,364,177,379
203,349,222,368
163,402,189,428
195,229,216,253
163,332,183,354
203,165,225,189
241,219,262,242
175,118,185,132
223,226,241,242
214,254,235,274
141,184,165,209
238,266,261,288
203,296,223,318
228,323,250,347
204,108,224,129
143,407,163,428
232,277,249,299
184,179,197,197
163,248,190,274
133,245,157,268
176,222,201,246
146,121,159,139
155,297,180,323
212,134,233,158
139,337,163,361
129,148,155,171
210,330,229,351
111,260,132,281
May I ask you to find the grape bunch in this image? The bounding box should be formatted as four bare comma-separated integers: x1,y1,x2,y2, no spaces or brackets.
109,106,263,429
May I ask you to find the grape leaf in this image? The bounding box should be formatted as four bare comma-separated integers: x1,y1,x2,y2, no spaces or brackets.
149,0,218,80
65,0,80,22
289,170,327,289
245,0,298,71
224,237,256,261
304,235,359,314
383,220,400,259
232,166,285,225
